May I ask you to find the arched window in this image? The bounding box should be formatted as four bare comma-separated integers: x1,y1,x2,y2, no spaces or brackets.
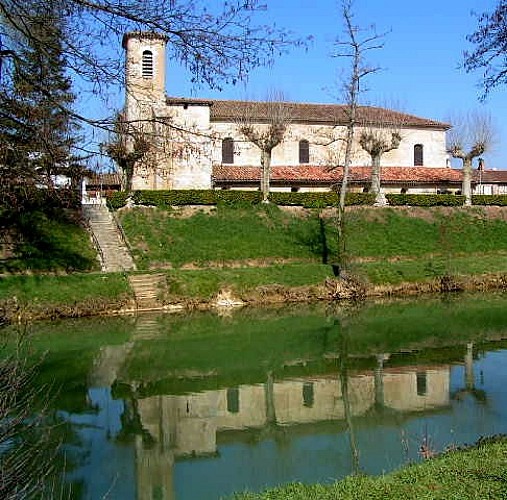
414,144,424,166
299,139,309,164
222,138,234,164
142,50,153,78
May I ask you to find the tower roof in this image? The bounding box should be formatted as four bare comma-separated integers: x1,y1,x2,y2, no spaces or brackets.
122,31,169,49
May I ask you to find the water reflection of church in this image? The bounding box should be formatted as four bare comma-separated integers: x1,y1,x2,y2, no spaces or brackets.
131,365,450,500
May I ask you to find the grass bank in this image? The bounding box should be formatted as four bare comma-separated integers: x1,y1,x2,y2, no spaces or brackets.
0,208,98,273
2,205,507,321
232,437,507,500
118,204,507,301
118,205,507,277
0,273,131,322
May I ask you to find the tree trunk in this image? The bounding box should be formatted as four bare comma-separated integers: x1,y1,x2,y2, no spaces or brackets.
336,118,356,270
370,154,383,204
462,157,473,206
370,155,381,195
261,149,271,203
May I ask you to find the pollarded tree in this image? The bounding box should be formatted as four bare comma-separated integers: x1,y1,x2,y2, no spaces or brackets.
102,112,151,192
358,119,402,205
464,1,507,97
446,111,494,206
237,93,293,202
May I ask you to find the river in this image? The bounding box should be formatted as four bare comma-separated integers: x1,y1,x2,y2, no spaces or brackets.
14,292,507,499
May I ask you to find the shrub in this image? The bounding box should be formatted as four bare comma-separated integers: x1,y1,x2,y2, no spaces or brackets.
386,194,465,206
472,195,507,206
106,191,130,210
269,191,375,207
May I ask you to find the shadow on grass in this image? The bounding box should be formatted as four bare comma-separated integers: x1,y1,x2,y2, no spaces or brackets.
1,209,97,273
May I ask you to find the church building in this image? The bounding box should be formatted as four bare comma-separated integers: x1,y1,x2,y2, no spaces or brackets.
122,31,466,195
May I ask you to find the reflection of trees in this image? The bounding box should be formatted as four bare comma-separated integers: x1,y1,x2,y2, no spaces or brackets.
335,318,360,476
374,353,390,409
452,342,487,403
257,370,288,447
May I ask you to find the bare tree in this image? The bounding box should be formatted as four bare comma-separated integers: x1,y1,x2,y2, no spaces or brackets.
464,1,507,98
358,113,402,205
0,0,304,160
331,0,386,268
446,111,494,205
237,92,293,202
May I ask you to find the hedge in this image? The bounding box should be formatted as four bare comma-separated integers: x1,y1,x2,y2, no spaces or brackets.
106,190,376,209
386,194,466,206
106,191,130,210
268,191,376,207
472,195,507,206
106,191,507,210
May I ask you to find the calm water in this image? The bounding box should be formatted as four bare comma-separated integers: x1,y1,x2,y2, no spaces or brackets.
20,293,507,499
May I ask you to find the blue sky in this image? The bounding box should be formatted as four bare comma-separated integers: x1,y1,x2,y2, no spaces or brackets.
88,0,506,169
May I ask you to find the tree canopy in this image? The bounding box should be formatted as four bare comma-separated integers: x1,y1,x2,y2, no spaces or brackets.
1,0,301,101
0,0,302,210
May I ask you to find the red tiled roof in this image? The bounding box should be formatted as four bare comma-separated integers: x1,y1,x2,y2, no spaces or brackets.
165,97,450,130
475,170,507,183
86,173,122,186
212,166,464,186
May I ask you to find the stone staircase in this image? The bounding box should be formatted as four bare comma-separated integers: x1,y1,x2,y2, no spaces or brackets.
128,273,166,309
83,204,136,273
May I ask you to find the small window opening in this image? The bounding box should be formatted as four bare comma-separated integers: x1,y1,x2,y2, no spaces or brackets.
299,140,310,164
414,144,424,166
142,50,153,78
222,138,234,164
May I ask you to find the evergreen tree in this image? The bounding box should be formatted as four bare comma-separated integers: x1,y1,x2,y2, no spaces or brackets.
0,1,81,212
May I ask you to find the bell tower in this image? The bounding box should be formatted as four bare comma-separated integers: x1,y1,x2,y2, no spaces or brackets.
122,32,168,122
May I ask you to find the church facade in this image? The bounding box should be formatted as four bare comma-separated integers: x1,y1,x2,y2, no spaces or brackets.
122,32,459,194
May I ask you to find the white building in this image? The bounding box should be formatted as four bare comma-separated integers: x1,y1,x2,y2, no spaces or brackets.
122,31,491,195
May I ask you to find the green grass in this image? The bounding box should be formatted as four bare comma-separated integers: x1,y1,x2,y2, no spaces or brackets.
355,252,507,285
163,263,333,298
344,208,507,258
0,273,130,304
118,206,507,282
232,437,507,499
1,209,98,272
119,204,331,269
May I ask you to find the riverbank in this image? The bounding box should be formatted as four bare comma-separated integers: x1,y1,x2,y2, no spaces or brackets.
232,436,507,499
1,266,506,323
2,205,507,323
